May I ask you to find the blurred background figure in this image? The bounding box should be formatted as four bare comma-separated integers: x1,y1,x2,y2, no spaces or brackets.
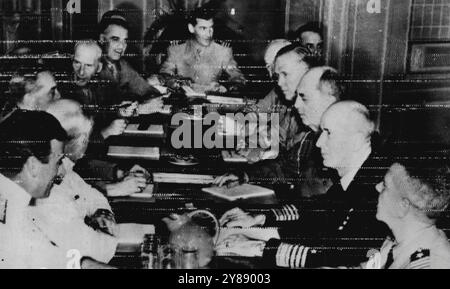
263,39,291,79
290,21,324,60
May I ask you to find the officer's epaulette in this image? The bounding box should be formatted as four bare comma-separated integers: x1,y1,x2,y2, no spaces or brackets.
216,40,231,48
169,40,186,47
408,248,431,269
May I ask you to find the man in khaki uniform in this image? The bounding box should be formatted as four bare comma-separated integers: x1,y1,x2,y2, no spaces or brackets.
160,9,245,93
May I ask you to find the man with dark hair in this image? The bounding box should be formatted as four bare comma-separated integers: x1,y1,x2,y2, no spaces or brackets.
98,10,163,108
1,70,61,122
0,110,116,268
159,8,246,93
292,22,324,58
0,110,68,268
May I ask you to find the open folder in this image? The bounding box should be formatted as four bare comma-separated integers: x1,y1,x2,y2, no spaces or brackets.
202,184,274,201
107,146,160,160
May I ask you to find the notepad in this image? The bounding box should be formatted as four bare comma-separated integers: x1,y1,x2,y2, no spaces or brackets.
107,146,160,160
124,124,164,136
207,95,245,105
202,184,274,201
153,173,215,184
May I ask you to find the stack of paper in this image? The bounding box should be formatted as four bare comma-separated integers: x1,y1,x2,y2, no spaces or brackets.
202,184,274,201
153,173,215,184
108,146,160,160
207,95,245,105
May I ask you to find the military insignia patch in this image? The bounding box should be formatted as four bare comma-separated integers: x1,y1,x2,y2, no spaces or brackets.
407,248,430,269
0,197,7,224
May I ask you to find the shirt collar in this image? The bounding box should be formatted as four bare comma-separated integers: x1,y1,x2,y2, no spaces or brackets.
62,158,75,173
392,225,442,266
340,146,371,191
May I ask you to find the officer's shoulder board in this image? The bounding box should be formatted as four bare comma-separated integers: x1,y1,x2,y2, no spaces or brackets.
216,40,232,48
169,40,186,47
0,196,7,224
407,248,431,269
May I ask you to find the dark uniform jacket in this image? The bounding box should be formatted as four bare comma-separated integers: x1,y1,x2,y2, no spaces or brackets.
245,129,332,198
260,155,391,268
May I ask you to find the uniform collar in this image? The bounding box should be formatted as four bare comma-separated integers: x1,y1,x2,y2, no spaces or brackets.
62,158,75,174
188,39,214,52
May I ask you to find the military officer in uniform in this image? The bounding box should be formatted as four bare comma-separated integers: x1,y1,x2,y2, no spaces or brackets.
216,101,390,268
0,110,114,269
159,9,246,94
373,162,450,269
98,11,163,109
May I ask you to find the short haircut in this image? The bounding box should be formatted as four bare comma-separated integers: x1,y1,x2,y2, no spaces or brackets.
394,161,450,221
99,10,129,34
265,39,291,62
317,68,343,101
275,44,323,68
293,21,324,40
74,40,103,61
0,110,68,175
188,8,215,26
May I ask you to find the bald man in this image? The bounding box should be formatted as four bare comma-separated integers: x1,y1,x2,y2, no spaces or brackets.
216,100,390,268
216,66,341,197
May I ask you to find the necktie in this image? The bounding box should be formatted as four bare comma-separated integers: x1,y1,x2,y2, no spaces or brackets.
108,62,119,81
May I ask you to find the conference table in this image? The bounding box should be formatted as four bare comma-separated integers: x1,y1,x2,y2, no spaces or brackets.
102,92,283,269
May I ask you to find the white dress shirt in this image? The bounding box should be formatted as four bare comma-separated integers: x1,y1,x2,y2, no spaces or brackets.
339,146,372,191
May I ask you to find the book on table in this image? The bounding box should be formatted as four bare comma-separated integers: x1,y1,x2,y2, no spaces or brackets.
107,146,160,160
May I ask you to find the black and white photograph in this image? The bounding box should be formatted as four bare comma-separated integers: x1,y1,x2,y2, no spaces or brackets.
0,0,450,273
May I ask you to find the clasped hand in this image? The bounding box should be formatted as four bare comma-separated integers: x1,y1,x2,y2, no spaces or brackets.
219,208,266,228
215,234,266,258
